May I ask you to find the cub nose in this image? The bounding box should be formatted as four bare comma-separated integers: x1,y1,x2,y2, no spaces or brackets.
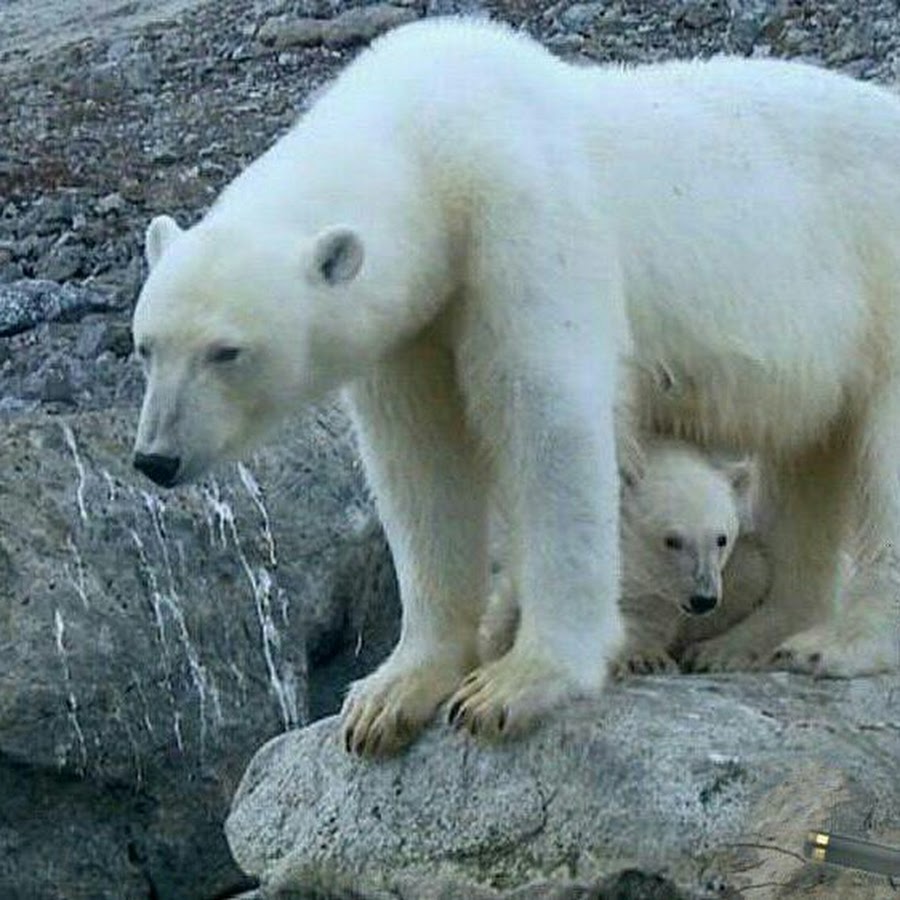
688,594,718,615
133,452,181,488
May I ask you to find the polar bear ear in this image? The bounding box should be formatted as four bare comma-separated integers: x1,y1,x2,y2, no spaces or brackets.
309,226,364,286
723,458,754,498
145,215,184,270
721,458,758,529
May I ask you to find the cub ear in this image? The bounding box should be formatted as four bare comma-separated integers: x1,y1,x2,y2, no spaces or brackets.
723,458,754,498
309,226,364,286
721,457,758,530
145,215,184,269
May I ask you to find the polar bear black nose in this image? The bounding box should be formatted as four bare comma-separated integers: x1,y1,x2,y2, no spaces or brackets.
133,452,181,488
688,594,718,615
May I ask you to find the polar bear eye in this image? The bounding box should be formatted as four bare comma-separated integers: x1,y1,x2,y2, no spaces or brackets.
664,534,683,551
717,534,728,548
207,345,242,364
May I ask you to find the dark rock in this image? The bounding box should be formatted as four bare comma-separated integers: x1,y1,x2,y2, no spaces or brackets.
35,242,86,282
39,367,76,403
0,405,397,900
75,317,134,359
674,0,729,30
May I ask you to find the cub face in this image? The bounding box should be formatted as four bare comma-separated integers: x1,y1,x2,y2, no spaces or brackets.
622,445,754,617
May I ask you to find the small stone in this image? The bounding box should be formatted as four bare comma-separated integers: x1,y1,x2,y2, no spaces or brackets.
546,34,588,58
559,2,606,34
35,245,85,283
727,14,761,56
76,319,133,359
120,52,157,91
83,62,121,101
118,178,144,203
321,4,420,48
96,192,126,215
675,0,728,30
39,370,75,404
260,4,419,50
257,15,325,48
149,146,182,165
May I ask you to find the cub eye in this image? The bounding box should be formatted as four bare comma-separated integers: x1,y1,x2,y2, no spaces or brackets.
664,534,683,551
208,345,241,364
136,343,150,362
717,534,728,548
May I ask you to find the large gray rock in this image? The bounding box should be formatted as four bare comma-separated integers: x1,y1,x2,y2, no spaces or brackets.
0,404,398,899
226,674,900,899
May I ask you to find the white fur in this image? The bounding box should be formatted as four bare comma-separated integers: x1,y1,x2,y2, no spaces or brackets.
479,442,771,675
133,19,900,754
615,444,765,674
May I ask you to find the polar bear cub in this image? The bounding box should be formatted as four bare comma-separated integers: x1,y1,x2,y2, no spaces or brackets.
616,443,769,673
479,441,771,674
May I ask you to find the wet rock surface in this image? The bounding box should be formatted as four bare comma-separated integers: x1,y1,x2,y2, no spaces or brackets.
1,0,900,898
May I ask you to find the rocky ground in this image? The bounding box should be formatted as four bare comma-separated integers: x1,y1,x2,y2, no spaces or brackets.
2,0,900,414
1,0,900,898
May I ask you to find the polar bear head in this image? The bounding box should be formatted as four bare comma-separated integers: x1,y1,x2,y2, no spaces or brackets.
621,442,755,617
130,212,410,487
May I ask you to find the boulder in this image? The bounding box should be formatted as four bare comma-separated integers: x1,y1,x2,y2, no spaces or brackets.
0,404,398,899
227,674,900,899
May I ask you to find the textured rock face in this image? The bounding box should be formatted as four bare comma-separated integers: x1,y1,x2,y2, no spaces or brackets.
0,405,398,899
226,675,900,899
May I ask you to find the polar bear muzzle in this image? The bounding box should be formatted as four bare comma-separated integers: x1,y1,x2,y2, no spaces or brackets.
133,452,181,488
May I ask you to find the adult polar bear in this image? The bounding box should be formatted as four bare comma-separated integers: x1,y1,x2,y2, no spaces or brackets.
132,18,900,756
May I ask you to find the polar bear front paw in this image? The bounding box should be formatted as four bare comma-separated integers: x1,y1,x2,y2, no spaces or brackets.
446,648,584,741
341,654,469,757
611,645,678,678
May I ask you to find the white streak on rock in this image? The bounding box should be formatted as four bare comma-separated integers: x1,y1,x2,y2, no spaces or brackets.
140,491,223,757
237,462,277,567
101,469,117,503
65,535,90,609
201,484,299,729
60,422,88,523
54,608,88,773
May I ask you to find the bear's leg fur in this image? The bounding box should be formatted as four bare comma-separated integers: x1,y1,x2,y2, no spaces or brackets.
340,341,488,756
772,387,900,675
685,432,857,671
446,246,627,738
